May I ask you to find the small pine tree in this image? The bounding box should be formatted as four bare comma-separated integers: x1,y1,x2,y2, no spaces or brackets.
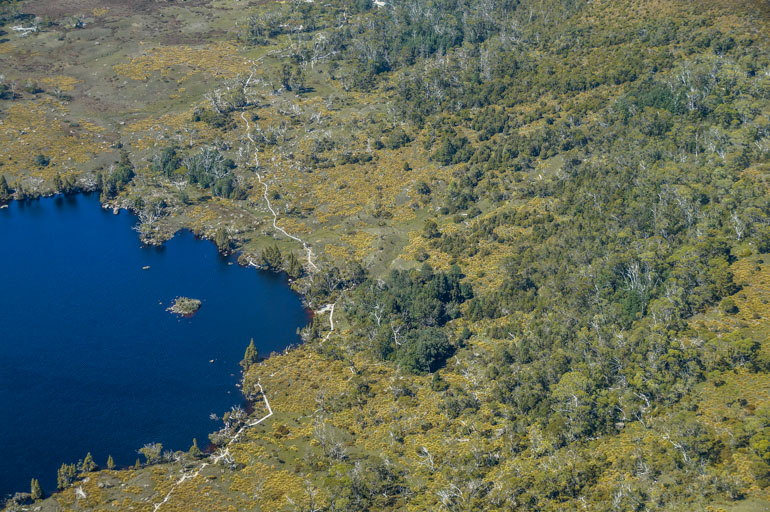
423,220,440,239
30,478,43,500
78,452,97,473
189,438,202,458
458,326,472,346
241,338,259,371
63,174,77,195
260,244,282,269
14,181,26,201
119,149,132,169
0,175,10,203
286,252,303,279
106,455,115,470
415,180,431,195
112,150,135,190
134,457,141,469
215,228,230,253
281,63,293,90
57,463,77,489
52,173,63,192
100,178,113,201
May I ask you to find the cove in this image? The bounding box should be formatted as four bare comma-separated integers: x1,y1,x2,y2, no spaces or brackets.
0,193,309,498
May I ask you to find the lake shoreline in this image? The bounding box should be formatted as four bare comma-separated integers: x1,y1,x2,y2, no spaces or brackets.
0,193,312,501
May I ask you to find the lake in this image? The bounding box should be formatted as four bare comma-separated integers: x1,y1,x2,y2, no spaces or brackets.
0,193,309,498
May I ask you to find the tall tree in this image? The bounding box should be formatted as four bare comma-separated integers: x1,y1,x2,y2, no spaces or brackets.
78,452,97,473
0,175,10,203
30,478,43,500
260,244,282,269
286,252,303,279
241,338,259,371
189,438,202,458
215,228,231,253
52,173,63,193
57,463,77,489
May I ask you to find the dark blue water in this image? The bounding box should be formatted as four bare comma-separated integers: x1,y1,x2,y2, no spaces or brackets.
0,193,308,497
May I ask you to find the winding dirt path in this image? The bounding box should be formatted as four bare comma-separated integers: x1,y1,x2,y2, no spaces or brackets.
239,81,318,272
154,61,322,512
153,383,273,511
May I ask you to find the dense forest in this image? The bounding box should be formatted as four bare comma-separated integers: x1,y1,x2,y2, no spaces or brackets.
2,0,770,509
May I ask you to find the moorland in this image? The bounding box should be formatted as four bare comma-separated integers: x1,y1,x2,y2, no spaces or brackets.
2,0,770,509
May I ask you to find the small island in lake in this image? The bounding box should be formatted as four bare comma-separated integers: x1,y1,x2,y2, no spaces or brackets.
166,297,202,317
